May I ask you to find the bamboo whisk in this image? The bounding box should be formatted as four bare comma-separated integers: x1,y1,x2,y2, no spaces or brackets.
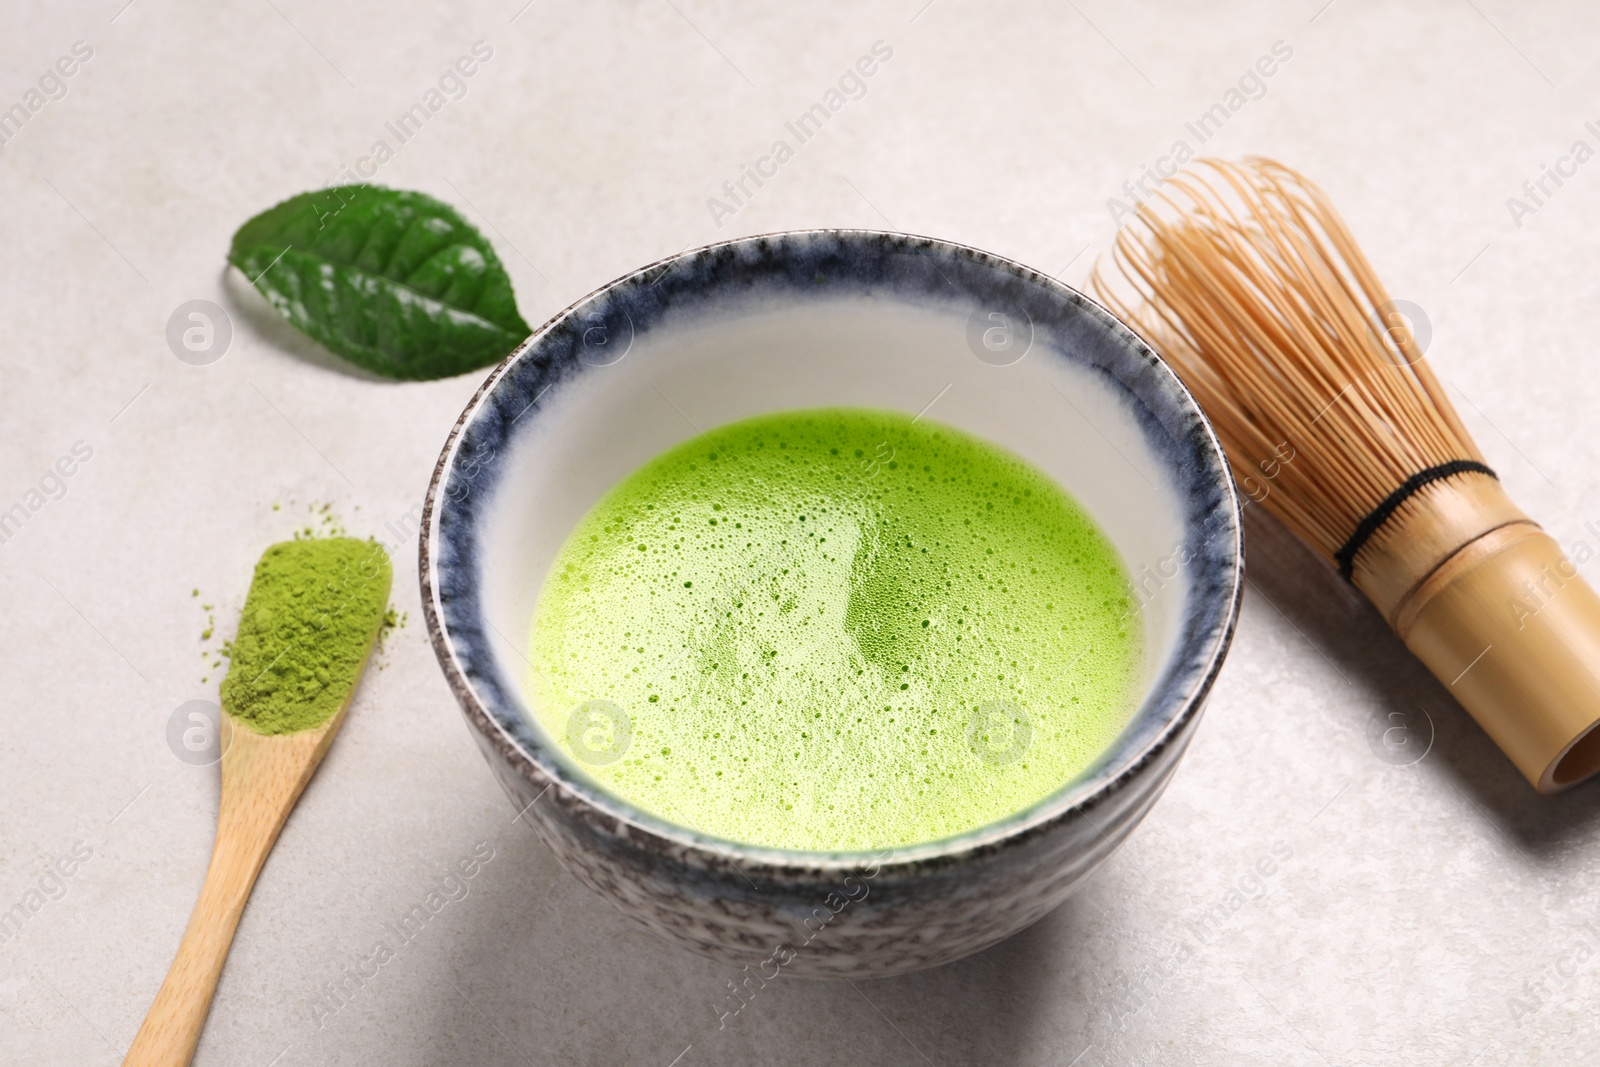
1095,157,1600,793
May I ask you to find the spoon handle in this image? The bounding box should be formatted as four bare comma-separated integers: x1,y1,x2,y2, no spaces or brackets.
123,723,327,1067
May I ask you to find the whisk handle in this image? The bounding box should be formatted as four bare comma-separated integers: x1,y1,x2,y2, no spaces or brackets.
1399,524,1600,792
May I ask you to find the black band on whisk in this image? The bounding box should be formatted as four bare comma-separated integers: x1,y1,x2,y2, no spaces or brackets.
1333,460,1498,581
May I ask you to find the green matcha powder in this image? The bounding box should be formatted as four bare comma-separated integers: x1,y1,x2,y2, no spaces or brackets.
221,537,393,734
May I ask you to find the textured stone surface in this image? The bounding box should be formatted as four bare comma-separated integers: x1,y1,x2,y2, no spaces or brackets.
3,1,1599,1064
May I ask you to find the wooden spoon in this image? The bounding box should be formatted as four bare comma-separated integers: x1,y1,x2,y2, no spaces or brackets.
124,538,390,1067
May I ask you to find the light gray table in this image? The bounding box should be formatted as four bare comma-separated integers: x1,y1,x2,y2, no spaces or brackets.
5,1,1600,1063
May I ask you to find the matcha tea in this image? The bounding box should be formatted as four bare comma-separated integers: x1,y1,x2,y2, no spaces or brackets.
526,408,1141,851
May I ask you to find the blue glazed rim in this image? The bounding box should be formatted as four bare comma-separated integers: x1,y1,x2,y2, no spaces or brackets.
421,228,1244,871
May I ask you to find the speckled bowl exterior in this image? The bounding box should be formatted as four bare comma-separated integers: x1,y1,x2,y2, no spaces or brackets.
421,230,1243,979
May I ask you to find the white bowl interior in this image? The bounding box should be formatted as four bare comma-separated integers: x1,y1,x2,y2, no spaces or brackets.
476,294,1189,737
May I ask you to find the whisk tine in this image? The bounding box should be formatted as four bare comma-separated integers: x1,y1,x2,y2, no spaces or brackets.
1095,157,1482,561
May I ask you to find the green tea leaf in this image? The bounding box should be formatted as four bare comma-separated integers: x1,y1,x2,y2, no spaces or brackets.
228,186,532,381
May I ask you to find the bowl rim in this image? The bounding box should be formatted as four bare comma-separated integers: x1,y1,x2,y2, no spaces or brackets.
420,226,1244,874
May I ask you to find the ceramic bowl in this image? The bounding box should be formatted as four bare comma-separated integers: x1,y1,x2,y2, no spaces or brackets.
421,229,1242,978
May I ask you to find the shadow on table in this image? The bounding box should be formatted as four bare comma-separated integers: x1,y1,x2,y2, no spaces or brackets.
1239,502,1600,862
430,828,1090,1067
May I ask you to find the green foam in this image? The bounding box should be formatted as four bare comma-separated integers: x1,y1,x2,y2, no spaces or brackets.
526,408,1142,851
